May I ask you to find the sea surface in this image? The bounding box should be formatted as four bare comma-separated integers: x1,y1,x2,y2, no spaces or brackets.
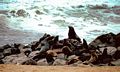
0,0,120,43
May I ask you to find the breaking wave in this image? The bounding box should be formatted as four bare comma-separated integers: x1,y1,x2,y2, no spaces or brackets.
0,0,120,43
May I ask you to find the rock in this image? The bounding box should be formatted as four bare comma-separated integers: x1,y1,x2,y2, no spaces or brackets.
113,50,120,60
13,43,21,49
79,53,91,62
99,47,117,56
66,55,80,65
37,59,48,66
23,48,32,57
18,44,25,52
28,51,46,61
28,51,40,58
111,59,120,66
56,53,65,59
3,48,12,56
11,48,20,54
22,59,37,65
0,53,4,59
115,33,120,47
3,47,20,56
53,59,66,66
37,36,55,53
31,41,39,51
2,54,28,64
3,44,11,49
88,4,108,9
10,10,16,16
35,10,44,15
0,46,4,52
96,48,113,64
113,9,120,15
89,33,116,48
0,59,4,64
16,9,29,17
68,26,81,42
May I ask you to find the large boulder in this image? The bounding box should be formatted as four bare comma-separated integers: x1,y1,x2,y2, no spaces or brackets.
2,54,28,64
89,33,116,48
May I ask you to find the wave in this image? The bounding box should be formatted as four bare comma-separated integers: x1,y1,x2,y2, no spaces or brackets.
0,0,120,43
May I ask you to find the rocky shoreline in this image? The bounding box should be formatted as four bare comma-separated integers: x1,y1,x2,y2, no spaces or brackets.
0,26,120,66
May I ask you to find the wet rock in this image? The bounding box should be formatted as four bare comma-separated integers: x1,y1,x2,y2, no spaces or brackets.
16,9,29,17
89,32,116,48
113,9,120,15
35,10,44,15
9,10,16,16
88,4,108,9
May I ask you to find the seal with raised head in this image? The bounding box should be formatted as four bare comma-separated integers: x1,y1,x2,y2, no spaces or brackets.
68,26,81,43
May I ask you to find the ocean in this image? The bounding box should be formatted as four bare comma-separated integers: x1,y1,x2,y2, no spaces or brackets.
0,0,120,43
